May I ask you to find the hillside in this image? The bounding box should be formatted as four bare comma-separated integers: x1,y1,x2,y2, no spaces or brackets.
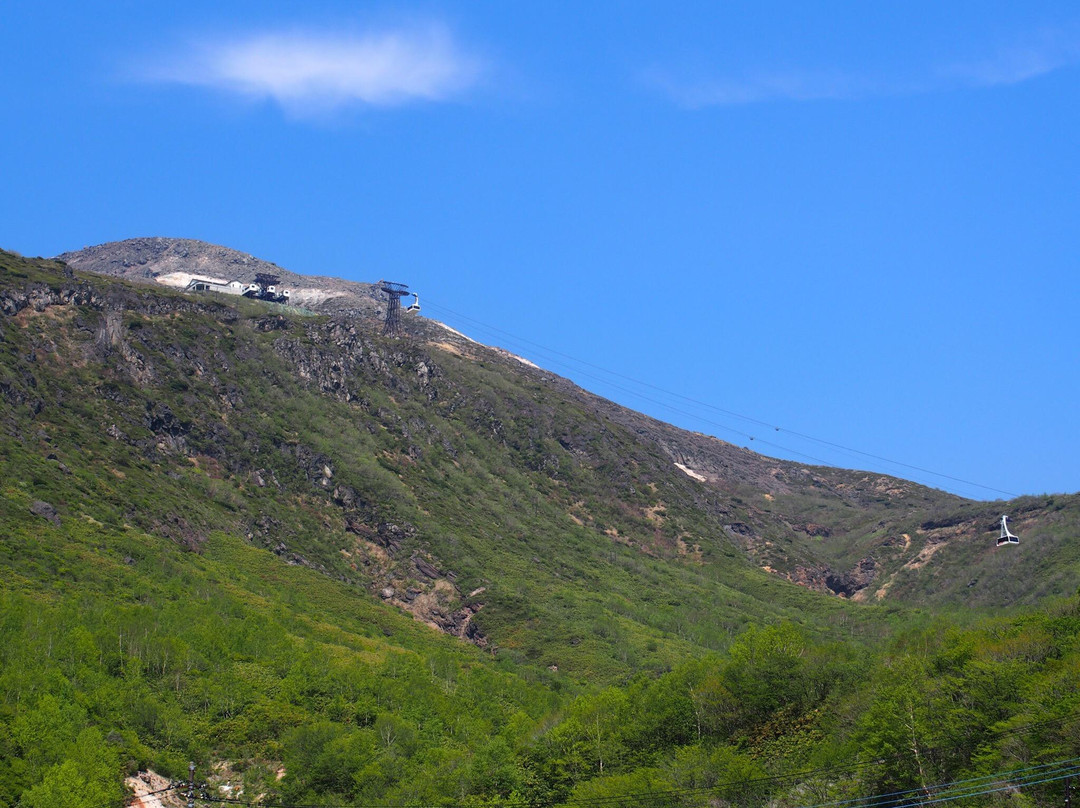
2,247,864,676
47,239,1080,608
3,245,1080,808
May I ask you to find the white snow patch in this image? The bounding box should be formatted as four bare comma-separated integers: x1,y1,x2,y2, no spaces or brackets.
437,322,480,344
288,287,345,307
156,271,228,288
495,347,540,369
513,354,540,369
674,462,707,482
433,323,540,370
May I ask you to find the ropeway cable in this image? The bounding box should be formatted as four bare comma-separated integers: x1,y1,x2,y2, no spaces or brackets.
420,298,1019,498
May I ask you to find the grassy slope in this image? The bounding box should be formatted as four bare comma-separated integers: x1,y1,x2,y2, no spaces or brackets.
0,251,884,683
752,484,1080,606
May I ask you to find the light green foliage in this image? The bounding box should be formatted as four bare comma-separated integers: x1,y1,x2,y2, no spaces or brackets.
20,728,124,808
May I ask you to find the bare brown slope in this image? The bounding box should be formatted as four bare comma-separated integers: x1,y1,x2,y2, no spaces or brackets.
57,237,382,315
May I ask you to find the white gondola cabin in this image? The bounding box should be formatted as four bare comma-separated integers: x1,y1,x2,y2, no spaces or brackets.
997,514,1019,546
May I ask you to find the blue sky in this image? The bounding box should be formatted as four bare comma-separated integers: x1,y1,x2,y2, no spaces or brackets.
3,1,1078,499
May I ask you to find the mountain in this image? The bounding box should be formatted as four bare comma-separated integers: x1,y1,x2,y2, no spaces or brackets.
43,239,1080,609
3,243,1080,808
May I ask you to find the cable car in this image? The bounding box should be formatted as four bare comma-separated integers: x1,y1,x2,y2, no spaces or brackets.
406,293,421,313
997,514,1019,546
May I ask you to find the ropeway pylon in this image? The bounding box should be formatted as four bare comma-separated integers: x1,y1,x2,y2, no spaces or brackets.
379,281,411,336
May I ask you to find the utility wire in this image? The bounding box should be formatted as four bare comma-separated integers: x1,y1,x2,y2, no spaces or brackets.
135,713,1080,808
221,711,1080,808
789,758,1080,808
116,781,181,808
871,768,1079,808
422,298,1014,497
420,299,1018,499
190,759,1080,808
522,757,1080,808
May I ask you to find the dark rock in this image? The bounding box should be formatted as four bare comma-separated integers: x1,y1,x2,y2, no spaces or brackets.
255,315,291,332
373,522,413,555
825,556,877,598
344,515,372,537
29,500,60,526
332,485,357,507
413,555,441,580
145,402,189,437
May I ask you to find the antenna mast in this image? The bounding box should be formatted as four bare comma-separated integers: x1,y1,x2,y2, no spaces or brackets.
379,281,411,336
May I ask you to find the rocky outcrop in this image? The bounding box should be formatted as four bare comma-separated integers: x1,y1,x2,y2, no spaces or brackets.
385,577,491,650
1,282,98,316
271,321,439,405
29,500,60,526
825,557,877,598
0,277,243,340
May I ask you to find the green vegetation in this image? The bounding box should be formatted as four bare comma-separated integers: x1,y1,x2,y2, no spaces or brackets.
1,250,1078,807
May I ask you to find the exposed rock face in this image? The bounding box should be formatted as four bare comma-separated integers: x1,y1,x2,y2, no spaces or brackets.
1,281,99,316
788,565,829,590
126,770,186,808
825,557,877,598
413,555,442,580
0,275,239,323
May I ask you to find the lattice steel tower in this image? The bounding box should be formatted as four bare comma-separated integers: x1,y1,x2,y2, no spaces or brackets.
379,281,411,336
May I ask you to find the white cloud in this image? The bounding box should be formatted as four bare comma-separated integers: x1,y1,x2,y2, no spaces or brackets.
145,24,483,114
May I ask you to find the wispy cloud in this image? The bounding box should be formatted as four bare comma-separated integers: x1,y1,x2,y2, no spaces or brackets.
644,68,878,108
940,29,1080,88
142,23,484,115
647,27,1080,109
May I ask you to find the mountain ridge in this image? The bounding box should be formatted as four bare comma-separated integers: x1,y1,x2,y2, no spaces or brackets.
57,236,383,315
21,239,1080,610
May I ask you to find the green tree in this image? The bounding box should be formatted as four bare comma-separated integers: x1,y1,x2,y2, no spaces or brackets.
21,728,123,808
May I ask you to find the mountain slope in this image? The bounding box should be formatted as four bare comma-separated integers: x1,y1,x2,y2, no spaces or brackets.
4,245,1080,808
2,248,856,683
31,240,1080,609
